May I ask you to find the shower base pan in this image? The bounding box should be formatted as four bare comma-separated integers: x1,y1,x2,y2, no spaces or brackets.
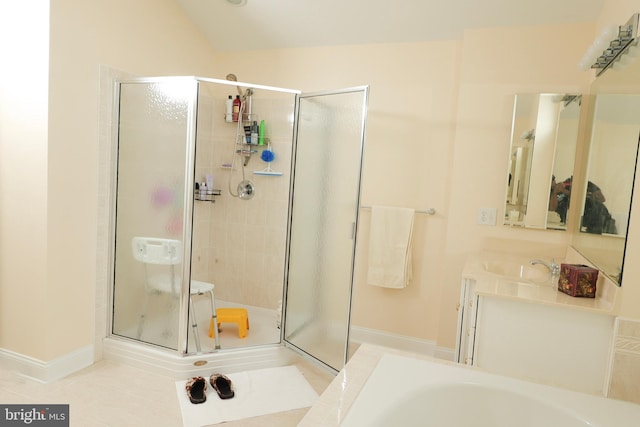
102,337,297,380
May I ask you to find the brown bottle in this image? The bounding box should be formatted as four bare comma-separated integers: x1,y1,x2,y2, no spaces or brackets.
232,95,241,122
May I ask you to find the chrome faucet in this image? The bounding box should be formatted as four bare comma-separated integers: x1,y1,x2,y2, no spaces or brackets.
530,258,561,276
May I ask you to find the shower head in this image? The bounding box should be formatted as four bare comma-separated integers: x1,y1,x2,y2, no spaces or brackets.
225,73,244,96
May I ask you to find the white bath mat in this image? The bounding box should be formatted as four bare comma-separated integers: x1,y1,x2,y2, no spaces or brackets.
175,365,319,426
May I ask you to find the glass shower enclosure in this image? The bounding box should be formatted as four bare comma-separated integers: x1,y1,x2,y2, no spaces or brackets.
111,78,198,352
110,76,369,369
284,88,369,371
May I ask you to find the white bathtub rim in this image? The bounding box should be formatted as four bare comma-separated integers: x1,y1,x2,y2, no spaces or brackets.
339,353,640,427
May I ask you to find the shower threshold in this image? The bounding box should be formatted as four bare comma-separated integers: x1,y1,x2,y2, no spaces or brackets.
102,337,298,380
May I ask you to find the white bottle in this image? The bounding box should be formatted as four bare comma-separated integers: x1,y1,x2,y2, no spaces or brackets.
225,95,233,122
200,181,207,200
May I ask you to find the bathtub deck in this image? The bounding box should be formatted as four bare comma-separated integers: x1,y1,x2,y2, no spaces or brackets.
298,344,446,426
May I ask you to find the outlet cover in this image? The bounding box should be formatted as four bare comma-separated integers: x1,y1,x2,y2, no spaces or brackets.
477,207,497,225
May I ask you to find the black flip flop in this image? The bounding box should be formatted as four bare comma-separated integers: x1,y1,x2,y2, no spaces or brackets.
210,373,235,399
186,376,207,404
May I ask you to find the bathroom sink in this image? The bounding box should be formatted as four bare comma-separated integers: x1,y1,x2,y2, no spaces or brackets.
482,260,551,283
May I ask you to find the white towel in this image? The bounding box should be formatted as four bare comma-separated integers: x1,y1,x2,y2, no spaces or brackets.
367,206,415,288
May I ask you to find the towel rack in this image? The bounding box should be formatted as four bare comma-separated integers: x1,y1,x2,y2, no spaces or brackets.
360,205,436,215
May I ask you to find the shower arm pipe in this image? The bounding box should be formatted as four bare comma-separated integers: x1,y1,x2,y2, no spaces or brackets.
227,100,248,198
244,90,253,118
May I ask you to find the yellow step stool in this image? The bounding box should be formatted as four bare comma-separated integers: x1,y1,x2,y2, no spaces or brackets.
215,308,250,338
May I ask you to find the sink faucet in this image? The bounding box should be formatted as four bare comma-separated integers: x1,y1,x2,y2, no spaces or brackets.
530,258,561,276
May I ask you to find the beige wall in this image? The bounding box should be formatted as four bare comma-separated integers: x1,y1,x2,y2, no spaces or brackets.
0,2,50,359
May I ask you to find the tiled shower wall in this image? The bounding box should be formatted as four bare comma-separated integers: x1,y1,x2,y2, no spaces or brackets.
192,87,295,311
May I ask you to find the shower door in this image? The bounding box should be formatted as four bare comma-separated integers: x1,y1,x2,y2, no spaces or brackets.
284,86,369,371
111,78,197,351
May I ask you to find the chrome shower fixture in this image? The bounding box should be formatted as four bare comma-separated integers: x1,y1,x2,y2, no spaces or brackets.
225,73,253,98
225,78,256,201
225,73,242,96
560,94,581,107
551,94,581,106
579,13,639,76
520,129,535,142
237,180,255,200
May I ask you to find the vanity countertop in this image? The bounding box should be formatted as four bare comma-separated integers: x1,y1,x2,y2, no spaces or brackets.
463,252,618,315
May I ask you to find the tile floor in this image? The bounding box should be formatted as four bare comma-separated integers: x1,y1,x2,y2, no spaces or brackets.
0,352,335,427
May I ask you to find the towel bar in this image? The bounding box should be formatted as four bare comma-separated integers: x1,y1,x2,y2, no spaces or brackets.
360,206,436,215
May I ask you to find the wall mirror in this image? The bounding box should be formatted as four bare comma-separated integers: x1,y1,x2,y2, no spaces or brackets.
571,44,640,286
572,93,640,285
504,93,581,230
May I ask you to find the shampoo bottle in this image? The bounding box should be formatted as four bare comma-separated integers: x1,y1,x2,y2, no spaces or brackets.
225,95,233,122
232,95,241,122
258,120,265,145
200,181,207,200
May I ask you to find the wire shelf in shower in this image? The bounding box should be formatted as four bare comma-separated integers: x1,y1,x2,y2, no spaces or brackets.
194,189,222,202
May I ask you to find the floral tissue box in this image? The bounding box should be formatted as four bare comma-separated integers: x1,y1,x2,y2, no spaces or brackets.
558,264,598,298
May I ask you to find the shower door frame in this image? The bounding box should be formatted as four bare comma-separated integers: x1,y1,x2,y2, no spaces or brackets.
108,76,199,354
107,76,369,363
107,76,302,356
282,86,370,373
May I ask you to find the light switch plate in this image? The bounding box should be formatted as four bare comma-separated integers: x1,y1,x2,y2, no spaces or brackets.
477,208,497,225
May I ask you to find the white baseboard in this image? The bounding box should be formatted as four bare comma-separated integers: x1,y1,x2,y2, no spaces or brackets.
434,346,456,361
0,345,94,383
350,326,454,361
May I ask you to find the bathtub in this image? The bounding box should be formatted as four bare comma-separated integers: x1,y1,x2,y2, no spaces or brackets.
339,354,640,427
